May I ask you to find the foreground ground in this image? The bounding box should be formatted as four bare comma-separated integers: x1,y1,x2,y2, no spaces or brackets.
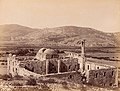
0,81,120,91
0,76,120,91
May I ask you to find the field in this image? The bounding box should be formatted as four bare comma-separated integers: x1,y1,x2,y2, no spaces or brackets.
0,44,120,60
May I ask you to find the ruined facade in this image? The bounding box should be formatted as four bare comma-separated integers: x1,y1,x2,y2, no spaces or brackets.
23,57,79,75
88,68,117,87
0,57,7,75
7,54,20,76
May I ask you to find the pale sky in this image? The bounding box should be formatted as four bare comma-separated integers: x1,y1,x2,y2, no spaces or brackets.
0,0,120,32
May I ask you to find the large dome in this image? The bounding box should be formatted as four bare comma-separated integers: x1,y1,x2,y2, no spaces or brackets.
35,48,58,61
44,49,57,54
38,48,46,53
37,48,57,54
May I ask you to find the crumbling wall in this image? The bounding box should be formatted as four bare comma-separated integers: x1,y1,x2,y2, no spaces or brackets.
23,58,79,75
47,58,79,73
88,68,116,87
60,58,79,72
46,72,82,84
0,62,7,75
18,67,42,77
33,61,46,75
48,59,58,74
23,61,46,75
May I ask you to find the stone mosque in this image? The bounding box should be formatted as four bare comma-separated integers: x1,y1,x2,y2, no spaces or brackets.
0,40,118,87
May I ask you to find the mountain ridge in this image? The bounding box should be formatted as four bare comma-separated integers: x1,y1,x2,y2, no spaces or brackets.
0,24,119,47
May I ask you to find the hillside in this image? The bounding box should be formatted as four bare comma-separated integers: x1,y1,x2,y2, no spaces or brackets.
0,24,119,47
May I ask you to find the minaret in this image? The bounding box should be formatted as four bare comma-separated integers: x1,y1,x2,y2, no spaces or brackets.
81,40,85,72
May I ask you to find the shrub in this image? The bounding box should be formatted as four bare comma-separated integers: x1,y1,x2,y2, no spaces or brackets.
26,78,37,86
12,82,23,86
13,75,24,80
44,78,56,83
0,74,12,81
61,81,69,89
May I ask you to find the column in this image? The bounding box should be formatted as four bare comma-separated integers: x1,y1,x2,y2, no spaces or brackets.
12,55,16,76
7,54,12,75
115,67,118,87
58,60,61,73
46,60,49,74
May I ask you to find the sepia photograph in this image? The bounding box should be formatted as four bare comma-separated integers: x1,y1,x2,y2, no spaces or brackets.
0,0,120,91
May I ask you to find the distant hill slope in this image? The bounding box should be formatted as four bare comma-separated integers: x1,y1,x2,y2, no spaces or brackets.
0,24,119,47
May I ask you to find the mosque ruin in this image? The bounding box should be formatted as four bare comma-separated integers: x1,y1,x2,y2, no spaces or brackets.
0,40,118,87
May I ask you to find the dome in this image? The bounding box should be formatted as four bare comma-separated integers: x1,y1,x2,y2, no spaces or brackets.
38,48,46,53
35,48,59,61
44,49,57,54
35,48,46,60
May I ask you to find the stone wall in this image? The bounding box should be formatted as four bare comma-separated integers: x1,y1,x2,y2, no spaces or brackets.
88,68,116,87
48,59,58,73
23,58,79,75
60,58,79,72
0,62,7,75
18,67,42,78
46,72,82,84
24,61,46,75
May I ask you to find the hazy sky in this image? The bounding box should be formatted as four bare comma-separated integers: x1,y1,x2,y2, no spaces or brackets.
0,0,120,32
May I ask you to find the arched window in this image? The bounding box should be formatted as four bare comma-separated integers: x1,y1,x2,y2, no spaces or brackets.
97,67,99,69
112,71,114,76
104,72,106,76
1,63,5,65
13,68,14,72
69,75,72,79
96,73,98,78
69,65,71,70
